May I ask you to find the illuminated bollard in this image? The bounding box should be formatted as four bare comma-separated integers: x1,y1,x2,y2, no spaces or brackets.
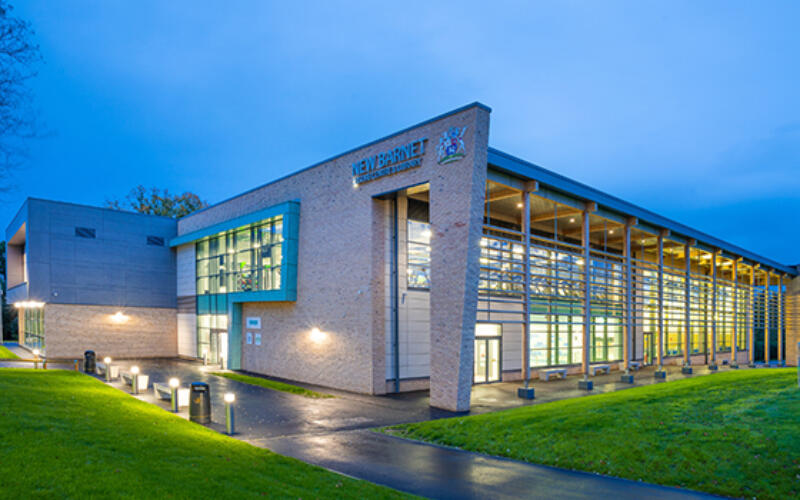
131,366,140,395
169,378,180,412
104,357,112,382
224,393,235,435
203,349,208,367
32,349,40,370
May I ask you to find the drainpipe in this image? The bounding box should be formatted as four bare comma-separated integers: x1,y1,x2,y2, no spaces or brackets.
391,196,400,393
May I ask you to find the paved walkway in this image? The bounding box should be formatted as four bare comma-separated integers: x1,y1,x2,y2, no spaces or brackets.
89,358,729,499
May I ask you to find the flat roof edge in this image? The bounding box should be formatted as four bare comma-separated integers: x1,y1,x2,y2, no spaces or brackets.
488,147,797,276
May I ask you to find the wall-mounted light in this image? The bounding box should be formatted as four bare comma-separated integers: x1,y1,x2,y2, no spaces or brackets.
110,311,129,324
421,229,432,239
569,218,576,223
14,301,44,309
310,327,327,343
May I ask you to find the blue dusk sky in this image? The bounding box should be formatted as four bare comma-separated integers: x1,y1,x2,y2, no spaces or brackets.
4,1,799,264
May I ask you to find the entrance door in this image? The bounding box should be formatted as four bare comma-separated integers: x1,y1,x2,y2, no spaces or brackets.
209,329,226,365
474,337,501,384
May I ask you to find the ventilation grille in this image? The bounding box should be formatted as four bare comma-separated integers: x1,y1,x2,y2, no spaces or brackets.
147,235,165,246
75,227,96,239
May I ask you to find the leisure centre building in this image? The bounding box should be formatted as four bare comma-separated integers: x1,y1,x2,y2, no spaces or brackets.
5,102,799,411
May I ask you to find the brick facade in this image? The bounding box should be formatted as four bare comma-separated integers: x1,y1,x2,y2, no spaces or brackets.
179,104,490,409
43,303,176,359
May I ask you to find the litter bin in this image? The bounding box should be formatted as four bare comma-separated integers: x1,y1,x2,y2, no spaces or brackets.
83,350,96,374
189,382,211,424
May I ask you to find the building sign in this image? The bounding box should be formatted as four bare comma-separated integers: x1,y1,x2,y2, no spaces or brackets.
437,127,467,164
351,137,427,185
246,317,261,329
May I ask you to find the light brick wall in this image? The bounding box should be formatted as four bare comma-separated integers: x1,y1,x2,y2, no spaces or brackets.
177,313,197,358
43,304,176,359
179,104,490,404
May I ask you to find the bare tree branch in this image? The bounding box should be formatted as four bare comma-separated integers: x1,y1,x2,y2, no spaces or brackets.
0,1,41,191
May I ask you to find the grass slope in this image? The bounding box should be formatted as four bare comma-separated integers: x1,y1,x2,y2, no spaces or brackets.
0,369,407,499
388,369,800,499
0,345,20,359
211,371,334,398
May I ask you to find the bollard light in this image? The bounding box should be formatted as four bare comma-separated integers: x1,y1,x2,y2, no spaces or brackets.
32,349,40,369
169,378,180,412
104,357,112,382
224,392,235,435
131,365,140,395
203,349,209,367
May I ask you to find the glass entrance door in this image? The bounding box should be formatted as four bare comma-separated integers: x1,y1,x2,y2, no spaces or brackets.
474,337,501,384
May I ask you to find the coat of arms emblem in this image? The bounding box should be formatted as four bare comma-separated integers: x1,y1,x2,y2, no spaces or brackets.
436,126,467,164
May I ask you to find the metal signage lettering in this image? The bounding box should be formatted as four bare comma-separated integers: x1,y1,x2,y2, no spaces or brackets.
351,137,427,185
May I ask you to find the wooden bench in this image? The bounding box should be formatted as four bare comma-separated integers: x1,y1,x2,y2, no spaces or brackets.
628,361,642,371
96,362,119,380
121,371,149,391
153,383,190,407
590,364,610,376
540,368,567,381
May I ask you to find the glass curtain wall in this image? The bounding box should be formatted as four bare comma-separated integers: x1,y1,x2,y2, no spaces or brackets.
195,215,284,360
23,307,44,351
479,175,788,374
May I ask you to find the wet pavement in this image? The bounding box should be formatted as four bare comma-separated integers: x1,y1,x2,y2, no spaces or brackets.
89,358,726,499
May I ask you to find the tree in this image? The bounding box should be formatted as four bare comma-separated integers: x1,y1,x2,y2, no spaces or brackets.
0,1,40,188
106,185,209,218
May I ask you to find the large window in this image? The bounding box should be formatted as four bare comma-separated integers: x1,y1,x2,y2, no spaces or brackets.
196,215,283,295
407,198,431,290
23,307,44,351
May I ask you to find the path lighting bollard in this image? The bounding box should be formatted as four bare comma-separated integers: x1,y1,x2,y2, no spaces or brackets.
169,378,180,412
32,349,40,369
131,366,140,395
203,349,208,367
104,357,112,382
224,393,235,435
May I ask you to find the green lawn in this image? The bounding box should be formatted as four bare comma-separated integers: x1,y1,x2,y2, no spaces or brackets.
388,369,800,499
0,369,407,499
211,371,334,398
0,345,19,359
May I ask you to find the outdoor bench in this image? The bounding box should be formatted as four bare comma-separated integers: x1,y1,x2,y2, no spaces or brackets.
540,368,567,381
121,371,149,391
96,362,119,380
590,364,610,376
153,383,190,407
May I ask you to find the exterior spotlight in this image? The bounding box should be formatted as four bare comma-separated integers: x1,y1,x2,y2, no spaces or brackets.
131,365,140,394
310,327,327,343
104,357,112,382
224,393,236,435
569,218,575,223
169,378,180,412
516,202,523,208
111,311,128,324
